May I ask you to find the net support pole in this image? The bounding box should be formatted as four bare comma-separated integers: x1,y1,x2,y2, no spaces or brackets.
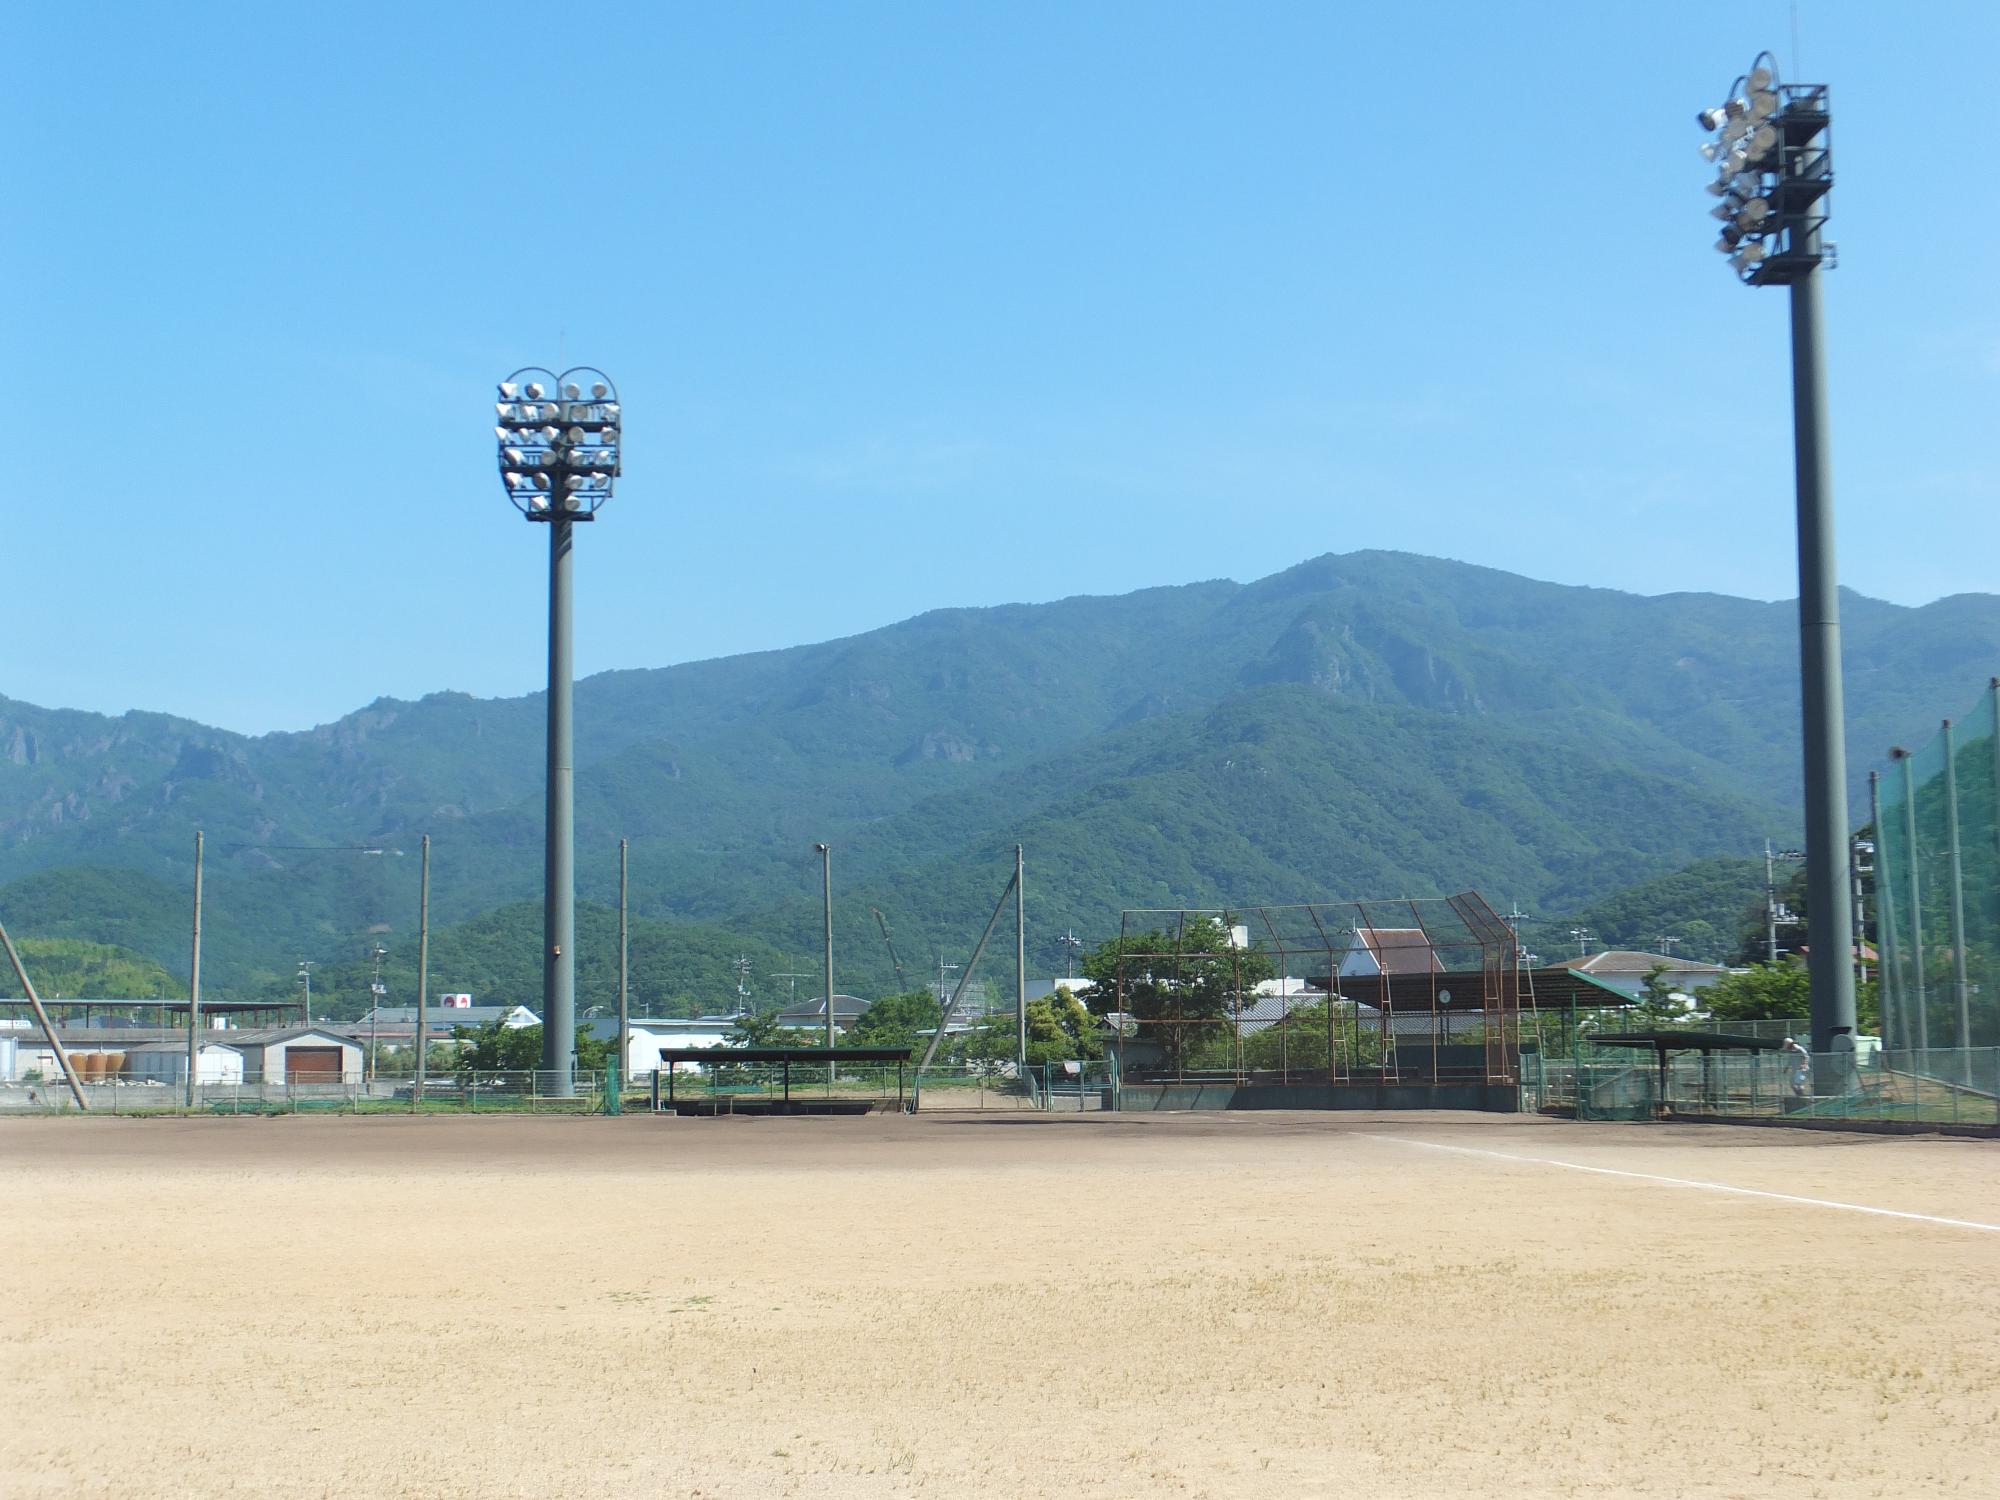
0,913,88,1111
914,868,1018,1083
1897,750,1928,1051
1941,720,1973,1079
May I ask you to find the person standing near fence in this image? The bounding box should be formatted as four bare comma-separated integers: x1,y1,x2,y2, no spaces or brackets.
1780,1036,1810,1099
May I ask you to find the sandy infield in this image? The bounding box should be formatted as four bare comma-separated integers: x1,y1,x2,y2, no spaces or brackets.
2,1111,1995,1499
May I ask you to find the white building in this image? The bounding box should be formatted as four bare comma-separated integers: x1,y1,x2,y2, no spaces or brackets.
222,1028,365,1083
1550,950,1728,1001
121,1041,246,1085
583,1016,740,1080
1338,928,1445,981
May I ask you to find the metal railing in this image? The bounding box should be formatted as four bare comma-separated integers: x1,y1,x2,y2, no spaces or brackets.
1019,1061,1120,1111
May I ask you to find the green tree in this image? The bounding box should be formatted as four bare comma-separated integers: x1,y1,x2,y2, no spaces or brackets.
454,1020,610,1073
1698,962,1880,1032
726,1010,811,1047
1081,918,1273,1074
847,989,942,1050
11,937,184,1001
1700,962,1809,1023
1237,998,1385,1072
1021,986,1102,1065
1621,963,1696,1028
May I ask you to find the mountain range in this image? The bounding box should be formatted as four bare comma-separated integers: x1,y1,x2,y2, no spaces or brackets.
5,550,1995,1014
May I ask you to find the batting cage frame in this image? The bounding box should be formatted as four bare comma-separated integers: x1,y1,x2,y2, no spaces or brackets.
1108,893,1521,1087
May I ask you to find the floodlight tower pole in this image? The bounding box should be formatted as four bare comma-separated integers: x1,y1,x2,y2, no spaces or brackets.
497,367,621,1100
543,511,577,1095
1782,109,1856,1060
1697,59,1853,1059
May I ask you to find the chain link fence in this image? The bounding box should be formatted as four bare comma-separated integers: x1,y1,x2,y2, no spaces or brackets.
0,1070,609,1115
1523,1046,1999,1125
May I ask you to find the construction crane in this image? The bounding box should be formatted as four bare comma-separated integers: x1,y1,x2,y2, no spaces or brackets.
870,906,908,988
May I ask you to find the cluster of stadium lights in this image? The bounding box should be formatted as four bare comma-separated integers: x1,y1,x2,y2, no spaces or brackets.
1696,52,1833,287
1697,56,1790,278
495,366,621,520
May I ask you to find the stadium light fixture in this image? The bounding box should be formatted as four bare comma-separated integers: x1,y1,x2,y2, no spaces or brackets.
494,365,624,1097
1695,53,1854,1058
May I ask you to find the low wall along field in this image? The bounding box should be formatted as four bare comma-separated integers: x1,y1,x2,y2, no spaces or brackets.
3,1112,1996,1499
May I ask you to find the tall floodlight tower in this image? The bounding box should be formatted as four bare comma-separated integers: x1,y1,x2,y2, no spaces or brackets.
496,366,623,1096
1695,55,1854,1056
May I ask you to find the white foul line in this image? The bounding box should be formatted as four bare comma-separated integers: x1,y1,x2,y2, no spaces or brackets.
1363,1135,2000,1236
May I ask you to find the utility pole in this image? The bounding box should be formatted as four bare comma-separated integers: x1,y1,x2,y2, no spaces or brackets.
296,960,313,1023
187,830,203,1108
1765,841,1805,963
368,945,388,1084
1849,832,1872,991
414,834,430,1103
1766,841,1779,962
1055,930,1083,982
618,838,630,1090
815,844,834,1050
1502,906,1530,969
1015,844,1027,1071
1655,936,1681,958
770,972,808,1015
1568,927,1592,959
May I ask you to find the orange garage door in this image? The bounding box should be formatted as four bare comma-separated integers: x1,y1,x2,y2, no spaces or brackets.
286,1046,344,1082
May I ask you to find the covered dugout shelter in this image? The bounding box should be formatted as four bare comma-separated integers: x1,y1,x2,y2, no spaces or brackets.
1580,1031,1785,1119
648,1046,914,1115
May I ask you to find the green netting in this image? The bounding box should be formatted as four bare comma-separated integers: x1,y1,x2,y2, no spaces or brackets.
1575,1061,1656,1121
1874,686,2000,1062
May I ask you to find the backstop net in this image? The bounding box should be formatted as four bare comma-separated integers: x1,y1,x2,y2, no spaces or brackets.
1108,893,1520,1086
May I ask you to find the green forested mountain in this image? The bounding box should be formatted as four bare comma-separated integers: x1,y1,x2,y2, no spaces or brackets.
1553,857,1769,967
3,550,1993,1012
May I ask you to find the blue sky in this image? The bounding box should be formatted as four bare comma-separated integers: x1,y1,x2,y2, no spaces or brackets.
7,1,1996,734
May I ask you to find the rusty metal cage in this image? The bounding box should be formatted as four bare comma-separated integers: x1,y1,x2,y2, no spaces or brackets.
1107,893,1521,1087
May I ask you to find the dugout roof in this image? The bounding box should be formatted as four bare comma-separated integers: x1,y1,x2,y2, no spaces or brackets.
652,1046,913,1064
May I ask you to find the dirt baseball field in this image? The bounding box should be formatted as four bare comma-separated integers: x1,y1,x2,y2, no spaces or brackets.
2,1111,1995,1499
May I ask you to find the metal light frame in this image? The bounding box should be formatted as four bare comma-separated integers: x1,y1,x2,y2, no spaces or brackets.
495,366,622,521
1697,51,1833,285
